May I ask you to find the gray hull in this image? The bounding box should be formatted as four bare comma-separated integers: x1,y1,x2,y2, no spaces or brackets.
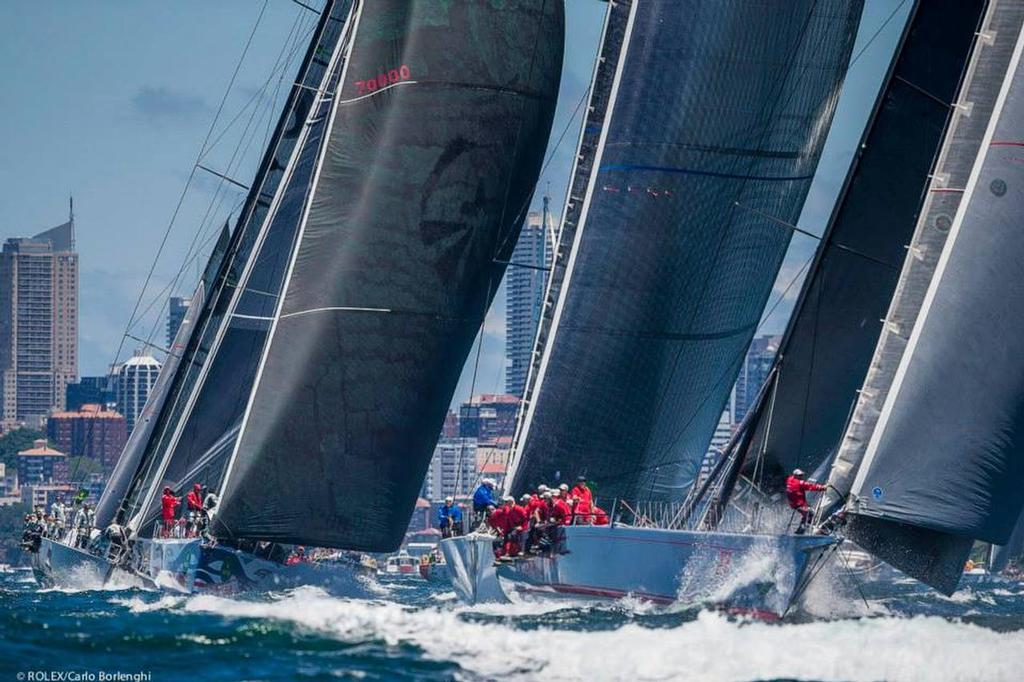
440,526,835,618
31,538,149,590
31,537,375,596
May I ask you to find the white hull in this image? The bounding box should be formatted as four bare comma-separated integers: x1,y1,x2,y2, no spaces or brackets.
440,525,835,618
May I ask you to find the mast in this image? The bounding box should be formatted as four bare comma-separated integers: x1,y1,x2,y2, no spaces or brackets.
823,0,1024,594
507,0,864,502
730,0,989,494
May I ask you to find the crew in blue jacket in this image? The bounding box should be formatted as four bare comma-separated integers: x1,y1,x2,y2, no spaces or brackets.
437,496,464,538
472,479,498,526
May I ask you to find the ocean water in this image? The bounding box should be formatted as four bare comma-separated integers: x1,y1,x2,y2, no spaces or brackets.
3,569,1024,682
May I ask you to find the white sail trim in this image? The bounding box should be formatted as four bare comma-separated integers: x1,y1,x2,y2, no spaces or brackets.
217,0,366,504
505,0,640,490
850,18,1024,498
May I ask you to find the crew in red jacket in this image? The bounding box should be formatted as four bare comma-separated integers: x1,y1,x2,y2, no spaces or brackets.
488,503,509,558
550,494,572,526
186,483,204,513
570,476,593,508
161,487,180,538
786,469,826,534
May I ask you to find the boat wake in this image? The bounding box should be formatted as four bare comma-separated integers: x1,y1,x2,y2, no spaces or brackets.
138,586,1024,681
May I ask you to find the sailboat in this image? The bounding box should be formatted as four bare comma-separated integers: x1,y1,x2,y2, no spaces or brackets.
441,0,864,617
811,0,1024,596
30,0,565,593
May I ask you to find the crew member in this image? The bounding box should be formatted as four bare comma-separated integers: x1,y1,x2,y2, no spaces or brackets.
550,491,572,526
161,487,180,538
472,479,498,526
186,483,204,537
786,469,826,534
487,502,509,558
437,496,464,539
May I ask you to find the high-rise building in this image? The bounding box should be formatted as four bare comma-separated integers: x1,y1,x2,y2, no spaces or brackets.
167,296,191,347
421,437,477,503
47,403,128,468
115,352,161,434
458,394,519,441
65,375,116,412
505,196,554,397
733,334,782,423
0,205,78,429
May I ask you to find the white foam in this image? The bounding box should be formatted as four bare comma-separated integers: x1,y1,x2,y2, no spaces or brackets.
176,589,1024,681
111,594,187,613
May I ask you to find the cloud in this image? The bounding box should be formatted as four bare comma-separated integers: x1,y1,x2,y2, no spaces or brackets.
131,86,212,125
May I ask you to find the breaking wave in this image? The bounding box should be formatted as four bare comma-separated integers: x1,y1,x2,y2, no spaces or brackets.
174,587,1024,682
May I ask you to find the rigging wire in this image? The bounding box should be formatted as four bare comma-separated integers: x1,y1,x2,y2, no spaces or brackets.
129,10,316,352
112,0,271,374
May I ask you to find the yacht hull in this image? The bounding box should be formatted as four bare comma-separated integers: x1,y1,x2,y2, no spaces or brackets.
30,537,376,595
440,525,835,618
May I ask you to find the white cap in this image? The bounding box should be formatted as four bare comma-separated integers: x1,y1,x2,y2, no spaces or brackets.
537,484,549,492
559,484,569,491
482,478,496,487
520,494,532,502
542,491,552,499
444,496,454,503
503,495,515,503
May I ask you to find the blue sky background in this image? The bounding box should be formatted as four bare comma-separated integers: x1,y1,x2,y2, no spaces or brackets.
0,0,910,406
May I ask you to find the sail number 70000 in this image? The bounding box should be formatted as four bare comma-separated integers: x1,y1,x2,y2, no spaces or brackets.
355,65,412,95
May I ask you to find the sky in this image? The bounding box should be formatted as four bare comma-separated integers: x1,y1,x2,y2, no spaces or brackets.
0,0,911,407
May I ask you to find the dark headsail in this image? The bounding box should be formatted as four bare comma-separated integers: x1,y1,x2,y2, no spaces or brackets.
95,222,230,529
212,0,565,551
112,1,356,532
825,0,1024,594
508,0,863,502
736,0,988,490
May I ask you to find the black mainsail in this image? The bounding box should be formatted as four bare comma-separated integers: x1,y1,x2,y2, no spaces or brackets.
507,0,863,502
823,0,1024,594
733,0,988,490
211,0,565,551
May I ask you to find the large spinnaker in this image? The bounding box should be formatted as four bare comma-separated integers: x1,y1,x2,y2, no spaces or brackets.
736,0,988,490
825,0,1024,594
509,0,863,502
113,2,356,534
213,0,565,552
